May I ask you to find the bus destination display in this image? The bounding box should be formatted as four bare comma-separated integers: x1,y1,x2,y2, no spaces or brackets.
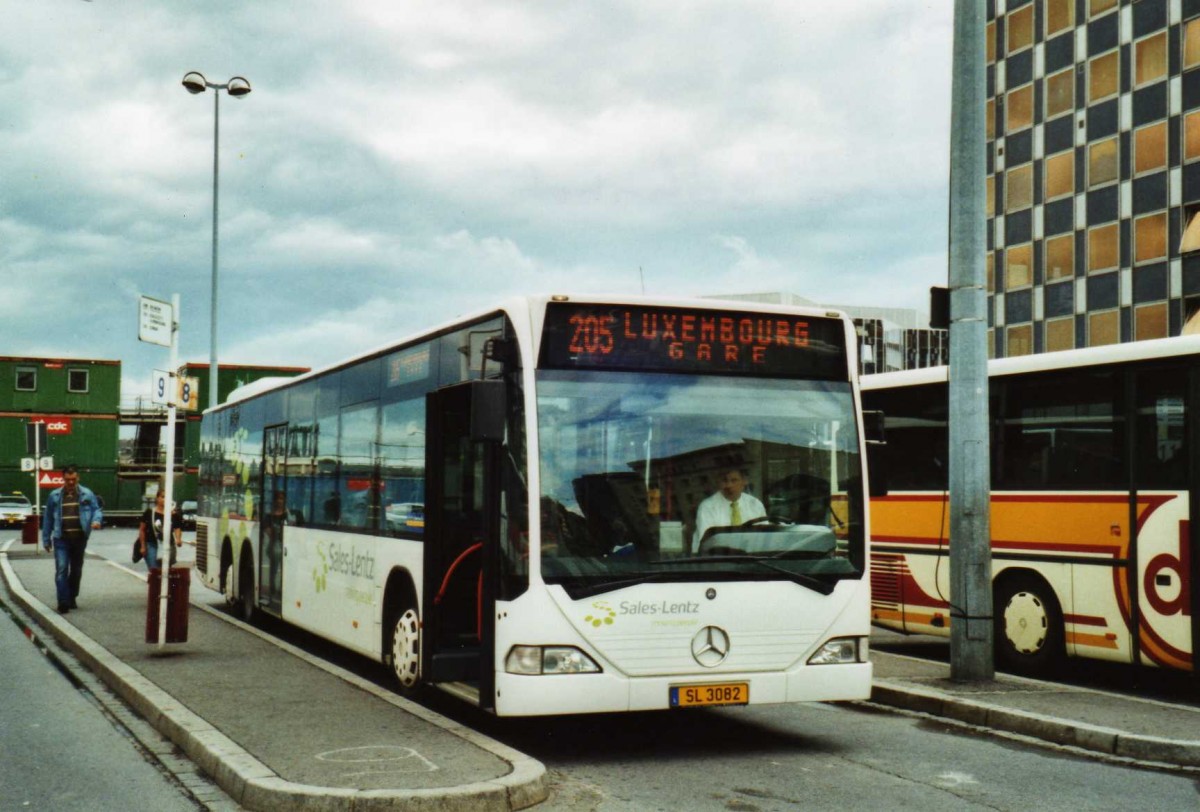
539,302,847,378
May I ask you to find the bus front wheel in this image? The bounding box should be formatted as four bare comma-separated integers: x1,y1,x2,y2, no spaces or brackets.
390,607,421,692
994,575,1063,677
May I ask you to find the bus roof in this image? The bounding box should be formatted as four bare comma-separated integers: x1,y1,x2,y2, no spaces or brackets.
862,333,1200,391
204,294,857,414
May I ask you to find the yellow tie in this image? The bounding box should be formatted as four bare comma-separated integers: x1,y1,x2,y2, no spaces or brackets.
730,500,741,525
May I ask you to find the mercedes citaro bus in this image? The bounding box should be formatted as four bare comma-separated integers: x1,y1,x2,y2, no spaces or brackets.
195,295,876,715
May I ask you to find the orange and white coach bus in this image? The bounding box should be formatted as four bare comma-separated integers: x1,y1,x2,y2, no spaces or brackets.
194,295,875,715
862,336,1200,677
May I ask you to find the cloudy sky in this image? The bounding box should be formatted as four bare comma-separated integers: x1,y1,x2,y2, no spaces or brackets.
3,2,953,400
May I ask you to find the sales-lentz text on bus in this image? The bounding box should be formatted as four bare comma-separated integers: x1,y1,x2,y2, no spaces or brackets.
195,295,873,715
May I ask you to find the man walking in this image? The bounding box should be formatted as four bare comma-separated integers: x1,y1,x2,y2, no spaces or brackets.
42,465,103,613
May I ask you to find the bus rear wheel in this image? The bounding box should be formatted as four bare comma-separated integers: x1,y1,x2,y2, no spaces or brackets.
390,607,421,692
994,575,1063,677
237,555,256,622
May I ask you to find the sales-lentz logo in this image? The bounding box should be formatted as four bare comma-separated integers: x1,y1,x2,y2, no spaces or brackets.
583,598,701,628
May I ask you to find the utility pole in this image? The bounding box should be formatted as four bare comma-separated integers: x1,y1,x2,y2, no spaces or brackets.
948,0,994,681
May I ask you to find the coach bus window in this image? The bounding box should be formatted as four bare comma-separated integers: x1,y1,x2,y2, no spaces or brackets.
380,397,427,537
996,370,1123,489
870,384,948,491
1135,369,1187,489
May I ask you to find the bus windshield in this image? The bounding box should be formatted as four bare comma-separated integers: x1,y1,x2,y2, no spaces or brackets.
535,369,864,598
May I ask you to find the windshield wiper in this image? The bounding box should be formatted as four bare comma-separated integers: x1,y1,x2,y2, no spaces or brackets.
562,572,668,599
649,556,836,595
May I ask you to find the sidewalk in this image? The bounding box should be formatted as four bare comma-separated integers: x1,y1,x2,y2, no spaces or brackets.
0,545,546,812
869,644,1200,769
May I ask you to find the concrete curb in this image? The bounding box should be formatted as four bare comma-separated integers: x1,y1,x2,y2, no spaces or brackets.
0,546,547,811
870,679,1200,769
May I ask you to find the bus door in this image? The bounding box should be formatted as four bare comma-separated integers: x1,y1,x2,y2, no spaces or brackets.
423,380,503,707
259,424,288,614
1131,367,1194,672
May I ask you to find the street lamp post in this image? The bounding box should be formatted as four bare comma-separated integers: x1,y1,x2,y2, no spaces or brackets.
182,71,252,411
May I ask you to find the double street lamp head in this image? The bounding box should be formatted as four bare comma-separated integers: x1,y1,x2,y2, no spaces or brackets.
181,71,252,98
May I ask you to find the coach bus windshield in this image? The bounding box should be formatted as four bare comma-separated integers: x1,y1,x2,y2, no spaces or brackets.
535,370,864,598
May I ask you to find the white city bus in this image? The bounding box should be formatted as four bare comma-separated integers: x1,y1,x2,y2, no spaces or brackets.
195,295,874,715
864,336,1200,677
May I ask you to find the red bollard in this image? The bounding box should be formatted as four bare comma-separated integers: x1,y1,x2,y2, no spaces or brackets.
145,567,190,644
21,515,38,545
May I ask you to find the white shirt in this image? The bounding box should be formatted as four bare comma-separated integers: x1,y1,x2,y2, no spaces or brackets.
693,490,766,546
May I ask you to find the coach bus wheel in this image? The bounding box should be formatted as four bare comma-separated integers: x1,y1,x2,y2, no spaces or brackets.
994,575,1063,677
390,606,421,692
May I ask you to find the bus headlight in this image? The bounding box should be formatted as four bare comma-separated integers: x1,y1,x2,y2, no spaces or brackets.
807,637,865,665
505,645,602,675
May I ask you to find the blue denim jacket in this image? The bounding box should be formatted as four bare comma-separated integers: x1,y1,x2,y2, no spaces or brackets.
42,485,103,548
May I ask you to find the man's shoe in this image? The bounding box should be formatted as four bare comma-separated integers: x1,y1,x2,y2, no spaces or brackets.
57,604,70,614
69,600,78,609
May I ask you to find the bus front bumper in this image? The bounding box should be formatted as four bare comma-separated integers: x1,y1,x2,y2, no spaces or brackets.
491,662,872,717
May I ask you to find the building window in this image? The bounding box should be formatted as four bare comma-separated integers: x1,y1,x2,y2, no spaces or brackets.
1089,309,1120,346
1089,136,1119,187
67,368,89,393
1089,51,1119,103
1135,212,1167,264
1135,302,1169,341
1186,111,1200,162
15,366,36,392
1045,150,1074,200
987,20,996,64
1006,243,1033,290
986,175,995,217
1046,317,1075,352
1045,234,1074,281
1089,223,1119,273
988,329,996,360
1007,84,1033,133
1135,32,1168,87
987,98,996,140
1007,324,1033,357
1006,163,1033,212
1046,0,1073,37
1045,68,1075,120
1186,19,1200,71
987,252,995,294
1134,121,1167,175
1089,0,1117,17
1007,5,1034,55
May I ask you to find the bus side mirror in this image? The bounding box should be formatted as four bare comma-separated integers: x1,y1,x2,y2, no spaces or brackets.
470,379,507,442
864,411,888,498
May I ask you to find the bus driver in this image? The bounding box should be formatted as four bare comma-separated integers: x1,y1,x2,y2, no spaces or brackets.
693,467,765,546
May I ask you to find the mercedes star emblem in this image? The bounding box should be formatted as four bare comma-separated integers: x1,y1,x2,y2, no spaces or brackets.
691,625,730,667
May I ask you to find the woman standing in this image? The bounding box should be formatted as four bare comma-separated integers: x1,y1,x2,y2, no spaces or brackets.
138,490,182,570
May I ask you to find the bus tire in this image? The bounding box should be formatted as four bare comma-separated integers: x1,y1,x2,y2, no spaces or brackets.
994,574,1063,677
389,606,422,693
237,550,256,622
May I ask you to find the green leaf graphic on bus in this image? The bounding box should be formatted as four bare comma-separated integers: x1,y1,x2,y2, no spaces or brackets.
313,542,329,593
584,600,616,628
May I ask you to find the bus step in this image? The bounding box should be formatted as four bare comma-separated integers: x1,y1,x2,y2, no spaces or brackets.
430,650,479,682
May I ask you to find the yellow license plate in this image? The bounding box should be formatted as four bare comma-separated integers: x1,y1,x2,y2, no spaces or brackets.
670,682,748,707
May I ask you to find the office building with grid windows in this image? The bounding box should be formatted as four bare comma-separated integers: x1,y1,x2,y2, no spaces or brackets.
988,0,1200,357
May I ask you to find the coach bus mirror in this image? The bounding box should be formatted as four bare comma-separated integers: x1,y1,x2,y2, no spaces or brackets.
470,379,507,443
863,411,888,497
